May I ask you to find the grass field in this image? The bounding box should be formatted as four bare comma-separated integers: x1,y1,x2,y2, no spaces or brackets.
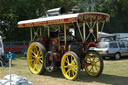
0,56,128,85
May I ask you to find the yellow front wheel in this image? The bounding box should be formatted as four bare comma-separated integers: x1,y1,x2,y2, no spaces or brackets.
27,42,46,75
61,51,80,80
84,50,103,77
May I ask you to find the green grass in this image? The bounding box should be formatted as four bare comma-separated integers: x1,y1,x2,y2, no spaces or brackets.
0,56,128,85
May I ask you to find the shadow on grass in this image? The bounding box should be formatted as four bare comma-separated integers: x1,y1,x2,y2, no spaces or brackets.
13,54,128,85
42,69,128,85
104,56,128,61
78,72,128,85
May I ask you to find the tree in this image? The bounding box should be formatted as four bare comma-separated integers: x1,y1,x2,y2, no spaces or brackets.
0,0,128,41
0,0,81,41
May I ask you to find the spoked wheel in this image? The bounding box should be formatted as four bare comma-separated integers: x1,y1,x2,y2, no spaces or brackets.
84,50,103,77
44,51,55,72
61,51,80,80
27,42,46,75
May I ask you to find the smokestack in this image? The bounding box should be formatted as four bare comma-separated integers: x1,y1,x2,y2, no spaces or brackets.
46,7,65,16
72,6,80,13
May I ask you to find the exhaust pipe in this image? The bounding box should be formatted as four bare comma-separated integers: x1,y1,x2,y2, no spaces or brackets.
72,6,80,13
46,7,65,16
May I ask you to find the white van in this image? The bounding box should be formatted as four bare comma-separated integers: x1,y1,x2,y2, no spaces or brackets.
0,36,4,56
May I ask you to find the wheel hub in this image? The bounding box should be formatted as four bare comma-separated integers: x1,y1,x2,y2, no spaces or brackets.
67,64,71,69
67,64,73,69
91,61,96,66
35,58,39,63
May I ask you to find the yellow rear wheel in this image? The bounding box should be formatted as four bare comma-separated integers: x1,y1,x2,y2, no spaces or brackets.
61,51,80,80
27,42,46,75
84,50,103,77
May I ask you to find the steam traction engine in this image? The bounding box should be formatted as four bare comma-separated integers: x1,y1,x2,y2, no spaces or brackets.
18,7,110,80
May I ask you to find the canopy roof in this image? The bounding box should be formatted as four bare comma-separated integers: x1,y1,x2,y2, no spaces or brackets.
18,12,110,28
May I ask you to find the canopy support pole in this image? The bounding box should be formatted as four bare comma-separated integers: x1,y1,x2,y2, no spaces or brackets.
40,27,42,36
96,22,99,40
30,28,33,41
57,25,61,44
83,22,86,41
64,24,67,47
76,22,84,42
48,26,50,38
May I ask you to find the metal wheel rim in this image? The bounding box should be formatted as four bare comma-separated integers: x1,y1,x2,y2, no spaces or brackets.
84,51,101,76
61,53,78,80
27,43,43,74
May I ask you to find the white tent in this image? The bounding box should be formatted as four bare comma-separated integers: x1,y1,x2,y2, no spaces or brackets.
0,74,33,85
98,32,115,38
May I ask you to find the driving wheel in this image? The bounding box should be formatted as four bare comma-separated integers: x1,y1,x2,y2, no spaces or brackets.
84,50,103,77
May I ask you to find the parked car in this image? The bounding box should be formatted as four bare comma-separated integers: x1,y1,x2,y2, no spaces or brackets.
90,41,128,60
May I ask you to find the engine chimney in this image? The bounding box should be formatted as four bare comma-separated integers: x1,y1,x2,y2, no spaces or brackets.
72,6,80,13
46,7,65,16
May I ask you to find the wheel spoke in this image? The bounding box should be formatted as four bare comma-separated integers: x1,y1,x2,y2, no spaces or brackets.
38,56,43,59
95,59,100,63
89,66,93,72
38,60,43,65
33,64,38,70
96,64,100,67
37,50,41,57
72,68,77,73
33,47,36,53
29,59,34,62
34,47,38,54
32,52,36,57
88,56,92,61
35,46,38,51
69,70,71,77
92,56,96,61
66,57,69,64
85,63,91,67
72,70,75,76
64,65,68,68
30,61,34,66
91,66,95,72
95,66,99,72
71,56,73,61
66,69,70,75
71,59,75,64
34,60,41,71
86,58,91,63
72,65,77,68
36,64,41,69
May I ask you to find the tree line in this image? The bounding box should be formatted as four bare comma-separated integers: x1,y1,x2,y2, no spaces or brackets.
0,0,128,41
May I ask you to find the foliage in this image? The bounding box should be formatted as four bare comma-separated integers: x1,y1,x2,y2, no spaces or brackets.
0,0,128,41
96,0,128,33
0,0,80,41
